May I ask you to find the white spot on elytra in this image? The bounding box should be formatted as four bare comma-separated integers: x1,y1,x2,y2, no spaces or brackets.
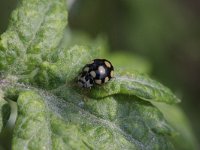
104,61,111,68
95,79,102,84
110,71,114,77
90,71,96,78
84,67,89,72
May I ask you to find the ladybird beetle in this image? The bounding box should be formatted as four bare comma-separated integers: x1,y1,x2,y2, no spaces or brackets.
78,59,114,88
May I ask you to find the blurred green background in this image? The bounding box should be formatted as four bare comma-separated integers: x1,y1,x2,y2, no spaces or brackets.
0,0,200,147
68,0,200,145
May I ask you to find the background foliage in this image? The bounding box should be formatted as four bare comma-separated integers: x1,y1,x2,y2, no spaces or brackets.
69,0,200,146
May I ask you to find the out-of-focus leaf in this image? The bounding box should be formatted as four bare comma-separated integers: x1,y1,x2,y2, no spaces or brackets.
59,31,151,74
153,102,198,150
109,52,152,74
60,29,108,53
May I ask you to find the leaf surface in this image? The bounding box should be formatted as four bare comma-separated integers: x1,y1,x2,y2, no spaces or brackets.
0,96,10,132
0,0,67,75
89,73,180,104
11,88,174,150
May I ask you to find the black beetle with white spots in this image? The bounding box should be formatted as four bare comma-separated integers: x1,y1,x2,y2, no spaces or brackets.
78,59,114,88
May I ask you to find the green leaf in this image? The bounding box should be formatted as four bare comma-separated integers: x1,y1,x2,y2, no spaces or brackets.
60,31,151,74
11,89,174,150
89,73,180,104
108,52,152,74
0,90,10,132
17,45,99,89
59,29,108,52
12,91,50,150
153,103,199,150
0,0,68,74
